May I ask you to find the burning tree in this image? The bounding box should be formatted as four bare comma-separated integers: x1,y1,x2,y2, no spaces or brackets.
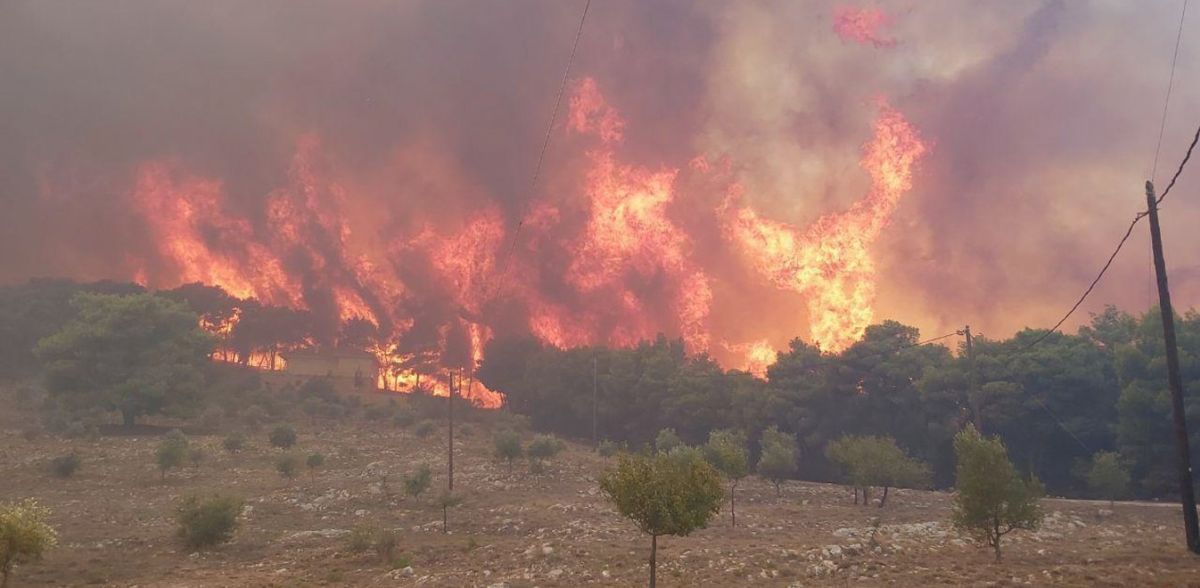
35,293,213,427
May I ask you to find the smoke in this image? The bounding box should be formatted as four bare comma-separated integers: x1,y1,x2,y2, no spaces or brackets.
3,0,1200,368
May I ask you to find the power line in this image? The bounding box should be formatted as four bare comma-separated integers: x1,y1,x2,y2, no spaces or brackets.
1157,122,1200,204
493,0,592,292
1152,0,1191,181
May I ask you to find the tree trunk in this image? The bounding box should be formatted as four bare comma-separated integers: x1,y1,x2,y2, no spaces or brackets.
862,487,870,507
854,487,859,505
649,534,657,588
443,505,448,534
775,481,781,497
730,481,737,527
122,409,135,428
879,486,889,508
993,538,1002,562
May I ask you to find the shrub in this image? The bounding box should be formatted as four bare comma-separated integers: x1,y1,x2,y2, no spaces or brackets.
457,423,474,438
346,525,375,553
437,491,464,533
655,428,683,454
176,495,242,549
373,529,398,563
493,430,523,472
276,454,300,480
197,405,224,431
527,434,564,461
952,425,1043,561
49,453,81,479
598,439,621,457
364,404,391,421
0,499,58,588
600,451,723,588
404,464,432,499
222,434,246,454
157,430,189,480
189,448,206,468
392,409,416,428
269,424,297,449
413,420,435,439
21,428,42,442
306,452,325,481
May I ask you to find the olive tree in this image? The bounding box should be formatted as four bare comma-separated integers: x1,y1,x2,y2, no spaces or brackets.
0,499,58,588
952,425,1044,561
600,451,723,588
1084,451,1131,507
826,435,930,507
704,429,748,527
756,426,797,496
493,430,523,473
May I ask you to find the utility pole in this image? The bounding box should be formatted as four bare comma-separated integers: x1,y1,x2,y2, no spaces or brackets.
448,369,456,492
1145,180,1200,554
964,325,982,432
592,355,598,449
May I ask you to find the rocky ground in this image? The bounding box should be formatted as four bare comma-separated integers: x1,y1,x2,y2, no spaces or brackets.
2,394,1199,587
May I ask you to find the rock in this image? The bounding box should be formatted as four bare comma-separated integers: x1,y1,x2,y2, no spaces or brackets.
541,544,555,556
401,566,414,576
547,568,564,579
833,527,855,538
487,583,511,588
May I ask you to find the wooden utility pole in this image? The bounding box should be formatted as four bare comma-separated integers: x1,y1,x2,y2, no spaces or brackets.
592,355,598,449
1145,180,1200,554
448,369,456,492
964,325,982,432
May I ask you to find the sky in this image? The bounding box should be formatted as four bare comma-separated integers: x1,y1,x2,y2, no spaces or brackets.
2,0,1200,356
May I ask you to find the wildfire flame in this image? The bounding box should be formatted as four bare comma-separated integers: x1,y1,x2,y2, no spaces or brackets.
833,6,897,49
722,101,928,352
108,76,926,402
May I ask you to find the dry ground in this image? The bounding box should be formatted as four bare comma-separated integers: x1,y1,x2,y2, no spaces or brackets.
2,394,1199,587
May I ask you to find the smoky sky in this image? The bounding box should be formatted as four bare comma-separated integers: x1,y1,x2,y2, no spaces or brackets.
3,0,1200,346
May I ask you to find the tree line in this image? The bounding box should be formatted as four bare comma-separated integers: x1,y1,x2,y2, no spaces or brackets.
478,309,1200,500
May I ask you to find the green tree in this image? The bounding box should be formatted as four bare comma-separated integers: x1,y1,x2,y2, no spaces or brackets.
493,430,523,472
35,293,213,427
757,426,797,496
306,452,325,482
654,428,682,453
952,425,1044,561
404,464,432,499
1084,451,1131,507
176,495,242,549
527,434,565,472
704,429,748,527
0,499,58,588
157,430,189,481
826,435,930,507
600,451,724,588
276,454,300,480
269,424,297,449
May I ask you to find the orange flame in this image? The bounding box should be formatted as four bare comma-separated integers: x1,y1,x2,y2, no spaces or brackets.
723,102,927,352
833,6,897,48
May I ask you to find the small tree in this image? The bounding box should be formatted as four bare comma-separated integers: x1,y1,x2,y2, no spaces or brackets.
493,430,523,472
527,434,564,473
188,448,205,468
0,499,58,588
437,491,463,534
404,464,432,499
655,428,683,454
756,427,797,496
826,435,930,507
276,454,300,480
268,424,297,449
157,430,189,481
600,451,724,588
413,420,435,439
176,495,242,549
952,425,1044,561
704,429,748,527
1084,451,1131,507
306,452,325,482
222,434,246,454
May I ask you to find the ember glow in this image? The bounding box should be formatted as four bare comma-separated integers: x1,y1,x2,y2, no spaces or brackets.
833,6,897,48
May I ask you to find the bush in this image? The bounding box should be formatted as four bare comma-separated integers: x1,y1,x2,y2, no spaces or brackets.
242,405,269,430
1084,451,1131,505
527,434,564,461
157,430,189,480
494,430,523,472
346,525,376,553
413,420,435,439
276,454,300,480
49,453,81,478
197,405,224,431
392,409,416,428
269,424,297,449
405,464,432,499
307,452,325,481
655,428,683,453
0,499,58,588
176,495,242,549
364,404,391,421
597,440,621,457
189,448,206,468
222,434,246,454
952,426,1043,561
373,528,398,563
